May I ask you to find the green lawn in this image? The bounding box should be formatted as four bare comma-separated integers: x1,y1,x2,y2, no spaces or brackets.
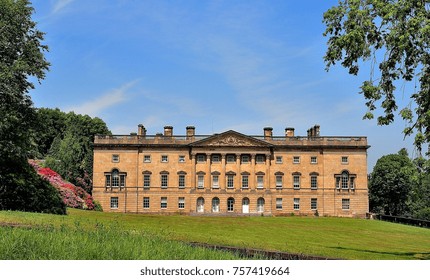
1,209,429,260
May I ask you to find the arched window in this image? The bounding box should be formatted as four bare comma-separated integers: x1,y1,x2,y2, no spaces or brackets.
227,197,235,212
212,197,220,212
197,197,205,213
335,170,356,190
105,169,126,190
257,197,265,213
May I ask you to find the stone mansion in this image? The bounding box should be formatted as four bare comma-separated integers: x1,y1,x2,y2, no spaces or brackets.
92,124,370,217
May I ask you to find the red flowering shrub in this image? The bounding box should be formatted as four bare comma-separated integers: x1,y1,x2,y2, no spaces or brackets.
29,160,96,210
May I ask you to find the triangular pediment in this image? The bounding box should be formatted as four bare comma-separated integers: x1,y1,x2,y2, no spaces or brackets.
190,130,272,147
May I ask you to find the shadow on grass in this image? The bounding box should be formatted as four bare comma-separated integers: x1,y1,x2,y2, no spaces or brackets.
328,246,430,260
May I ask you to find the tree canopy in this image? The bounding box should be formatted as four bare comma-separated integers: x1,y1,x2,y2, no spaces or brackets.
323,0,430,154
0,0,65,214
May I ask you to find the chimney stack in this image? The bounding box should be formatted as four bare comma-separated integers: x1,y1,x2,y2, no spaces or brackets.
138,124,146,137
186,126,195,140
263,127,273,140
285,127,295,137
164,126,173,137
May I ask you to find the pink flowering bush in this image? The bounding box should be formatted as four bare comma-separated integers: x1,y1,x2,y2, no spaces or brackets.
29,160,96,210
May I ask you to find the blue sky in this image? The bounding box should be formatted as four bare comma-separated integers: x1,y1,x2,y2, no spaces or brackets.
29,0,420,170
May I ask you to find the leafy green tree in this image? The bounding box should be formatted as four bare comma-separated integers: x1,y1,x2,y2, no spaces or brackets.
0,0,65,214
45,112,110,193
369,149,417,216
323,0,430,154
408,158,430,220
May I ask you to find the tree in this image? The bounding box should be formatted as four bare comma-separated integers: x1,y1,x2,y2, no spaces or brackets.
0,0,65,214
44,111,111,193
368,149,416,216
323,0,430,154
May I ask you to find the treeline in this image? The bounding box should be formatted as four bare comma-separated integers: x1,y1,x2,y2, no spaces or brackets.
32,108,111,194
369,149,430,220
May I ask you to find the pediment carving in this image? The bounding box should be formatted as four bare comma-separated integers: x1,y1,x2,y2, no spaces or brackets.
191,130,271,147
207,135,254,146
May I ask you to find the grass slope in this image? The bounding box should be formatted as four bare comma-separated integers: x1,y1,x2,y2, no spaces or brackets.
1,209,429,260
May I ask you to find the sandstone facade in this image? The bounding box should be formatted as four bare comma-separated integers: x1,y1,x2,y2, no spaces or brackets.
93,125,370,217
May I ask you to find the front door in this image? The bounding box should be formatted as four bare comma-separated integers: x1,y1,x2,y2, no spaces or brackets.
242,198,250,214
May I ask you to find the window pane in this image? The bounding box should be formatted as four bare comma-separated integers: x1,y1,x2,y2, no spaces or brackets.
227,175,234,188
242,175,249,188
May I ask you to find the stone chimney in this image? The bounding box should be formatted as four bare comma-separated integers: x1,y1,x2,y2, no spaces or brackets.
308,124,320,138
263,127,273,140
314,124,320,137
285,127,295,137
186,126,195,140
164,126,173,137
138,124,146,137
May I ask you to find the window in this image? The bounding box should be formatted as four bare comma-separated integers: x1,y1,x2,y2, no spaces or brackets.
276,156,283,164
105,169,126,189
311,156,317,164
212,175,219,188
257,175,264,189
212,197,220,212
143,197,150,209
211,154,220,163
179,155,185,163
143,174,151,189
293,156,300,164
276,198,282,210
161,173,168,189
105,174,111,187
178,174,185,189
293,174,301,189
241,155,250,164
342,198,350,210
294,198,300,210
335,171,356,190
256,155,265,163
197,154,206,163
144,155,151,163
227,174,234,189
161,155,168,163
341,156,349,164
310,174,318,190
110,197,118,209
257,197,265,213
226,154,235,163
275,174,283,189
311,198,317,210
112,170,119,187
160,197,167,209
197,174,204,189
227,197,234,212
112,154,119,163
197,197,205,213
178,197,185,209
242,174,249,189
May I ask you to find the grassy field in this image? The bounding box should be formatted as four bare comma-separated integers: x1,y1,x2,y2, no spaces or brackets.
1,209,429,260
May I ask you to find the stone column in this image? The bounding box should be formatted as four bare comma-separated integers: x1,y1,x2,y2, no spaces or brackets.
221,153,226,189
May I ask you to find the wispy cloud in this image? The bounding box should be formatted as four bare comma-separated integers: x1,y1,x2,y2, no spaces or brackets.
66,80,138,117
52,0,74,14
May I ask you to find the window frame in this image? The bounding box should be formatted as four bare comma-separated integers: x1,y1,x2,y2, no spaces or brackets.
178,197,185,209
161,155,168,163
293,198,300,210
276,198,283,210
178,174,186,189
110,197,119,209
342,198,350,210
293,174,301,190
143,155,151,163
179,155,186,163
227,174,234,189
160,173,168,189
276,156,283,164
143,197,150,209
160,197,167,209
112,154,119,163
197,174,205,189
256,175,264,189
310,156,317,164
241,174,249,189
311,198,317,210
293,156,300,164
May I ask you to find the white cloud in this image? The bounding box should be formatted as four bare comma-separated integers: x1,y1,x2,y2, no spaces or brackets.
52,0,74,14
66,80,138,117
